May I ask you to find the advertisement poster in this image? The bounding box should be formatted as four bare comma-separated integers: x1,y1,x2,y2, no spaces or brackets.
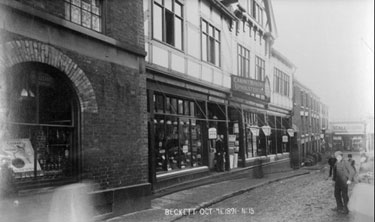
1,138,42,174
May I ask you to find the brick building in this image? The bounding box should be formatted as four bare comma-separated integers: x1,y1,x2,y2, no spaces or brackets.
292,78,328,165
0,0,149,219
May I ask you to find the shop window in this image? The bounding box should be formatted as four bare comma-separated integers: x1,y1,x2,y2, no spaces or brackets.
2,63,78,183
152,95,204,173
152,0,184,50
65,0,102,32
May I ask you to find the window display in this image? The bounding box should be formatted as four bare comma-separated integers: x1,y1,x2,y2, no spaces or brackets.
152,94,204,173
2,63,78,182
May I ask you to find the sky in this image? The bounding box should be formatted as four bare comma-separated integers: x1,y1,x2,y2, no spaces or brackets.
271,0,374,122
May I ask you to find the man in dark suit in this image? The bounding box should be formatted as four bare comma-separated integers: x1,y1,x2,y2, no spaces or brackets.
332,151,356,214
328,153,337,177
215,135,224,172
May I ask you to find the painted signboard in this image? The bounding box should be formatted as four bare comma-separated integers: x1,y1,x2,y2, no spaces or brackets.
1,138,42,174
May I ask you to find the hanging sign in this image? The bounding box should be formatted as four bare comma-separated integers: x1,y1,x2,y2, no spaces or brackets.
208,128,217,139
282,135,288,142
287,129,294,137
249,126,259,136
261,126,271,136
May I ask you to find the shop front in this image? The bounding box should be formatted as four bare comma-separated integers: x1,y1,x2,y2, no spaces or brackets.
1,62,80,189
228,76,291,168
0,38,150,218
147,76,230,190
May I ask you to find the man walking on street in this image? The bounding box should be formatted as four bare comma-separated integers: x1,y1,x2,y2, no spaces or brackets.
215,135,224,172
328,153,337,178
332,151,355,214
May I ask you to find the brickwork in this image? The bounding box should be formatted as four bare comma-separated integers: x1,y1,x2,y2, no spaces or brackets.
12,0,145,49
0,40,98,113
0,36,148,189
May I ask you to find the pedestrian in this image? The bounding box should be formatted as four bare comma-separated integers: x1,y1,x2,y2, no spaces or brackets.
328,154,337,178
347,154,374,222
347,154,356,173
332,151,356,214
215,134,224,172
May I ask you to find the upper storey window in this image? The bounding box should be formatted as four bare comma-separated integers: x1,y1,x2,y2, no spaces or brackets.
201,20,221,67
153,0,184,50
238,44,250,78
65,0,102,32
252,1,264,26
255,56,265,81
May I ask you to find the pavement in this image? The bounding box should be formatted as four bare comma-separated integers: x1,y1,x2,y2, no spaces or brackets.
105,163,324,222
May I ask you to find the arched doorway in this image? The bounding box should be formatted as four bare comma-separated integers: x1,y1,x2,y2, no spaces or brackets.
2,62,80,184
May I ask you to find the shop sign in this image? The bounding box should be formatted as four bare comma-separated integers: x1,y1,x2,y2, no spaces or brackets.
208,128,217,139
2,139,42,173
249,126,259,136
287,129,294,137
231,76,265,95
182,145,188,153
261,125,271,136
282,135,288,142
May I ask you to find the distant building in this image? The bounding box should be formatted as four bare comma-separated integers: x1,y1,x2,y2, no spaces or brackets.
365,116,374,152
292,78,327,163
329,121,366,152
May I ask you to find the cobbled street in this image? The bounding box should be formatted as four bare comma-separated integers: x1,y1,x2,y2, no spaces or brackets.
177,168,356,222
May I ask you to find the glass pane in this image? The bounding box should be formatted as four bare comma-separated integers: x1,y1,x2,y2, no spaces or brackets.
209,25,214,37
65,2,71,20
165,11,174,45
175,1,182,17
191,121,203,167
179,118,191,169
165,97,171,114
155,94,164,113
164,0,172,11
154,0,162,5
175,17,182,50
178,99,184,114
153,4,163,41
92,15,101,32
71,6,81,24
184,101,190,115
202,35,207,61
215,29,220,41
155,116,167,172
170,98,177,114
82,10,91,28
166,117,179,170
201,20,207,33
72,0,81,6
82,1,91,11
92,6,100,15
190,102,195,117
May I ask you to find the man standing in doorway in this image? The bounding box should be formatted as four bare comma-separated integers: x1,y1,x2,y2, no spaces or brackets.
332,151,355,214
215,135,224,172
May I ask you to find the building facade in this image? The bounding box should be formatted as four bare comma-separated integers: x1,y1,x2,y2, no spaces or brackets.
0,0,150,218
144,0,295,190
292,78,327,164
329,121,366,152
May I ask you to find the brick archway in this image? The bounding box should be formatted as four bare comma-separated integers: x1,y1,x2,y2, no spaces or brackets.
0,40,98,113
